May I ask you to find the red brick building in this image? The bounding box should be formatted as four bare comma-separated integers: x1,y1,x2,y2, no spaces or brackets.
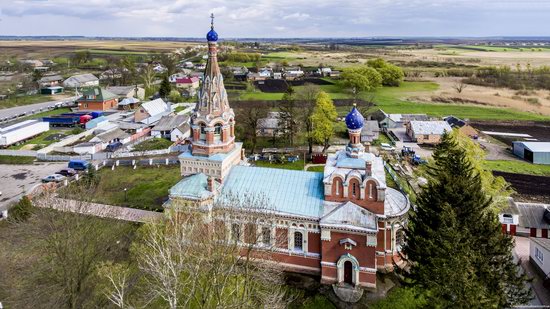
170,18,410,290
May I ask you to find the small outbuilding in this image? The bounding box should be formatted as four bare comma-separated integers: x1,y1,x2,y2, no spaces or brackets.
63,73,99,88
513,142,550,165
406,121,452,145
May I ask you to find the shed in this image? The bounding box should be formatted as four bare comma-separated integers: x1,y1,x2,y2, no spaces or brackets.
513,142,550,165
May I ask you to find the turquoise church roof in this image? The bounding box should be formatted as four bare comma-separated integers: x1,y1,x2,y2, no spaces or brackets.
222,166,325,218
169,173,213,200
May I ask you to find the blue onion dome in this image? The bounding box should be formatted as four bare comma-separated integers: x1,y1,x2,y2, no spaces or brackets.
345,105,364,130
206,29,218,41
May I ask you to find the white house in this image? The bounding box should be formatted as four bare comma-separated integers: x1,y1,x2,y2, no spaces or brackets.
134,98,172,125
530,237,550,280
63,74,99,88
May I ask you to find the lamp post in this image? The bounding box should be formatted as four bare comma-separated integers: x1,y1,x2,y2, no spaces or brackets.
124,188,128,203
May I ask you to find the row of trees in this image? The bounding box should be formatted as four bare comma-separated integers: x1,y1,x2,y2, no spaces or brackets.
218,52,262,63
465,65,550,90
238,84,338,154
403,130,531,307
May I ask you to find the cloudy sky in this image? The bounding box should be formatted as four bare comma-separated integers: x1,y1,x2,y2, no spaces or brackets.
0,0,548,37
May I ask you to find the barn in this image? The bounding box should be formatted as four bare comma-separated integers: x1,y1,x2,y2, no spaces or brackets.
513,142,550,165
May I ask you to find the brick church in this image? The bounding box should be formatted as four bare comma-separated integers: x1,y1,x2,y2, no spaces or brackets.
168,16,410,289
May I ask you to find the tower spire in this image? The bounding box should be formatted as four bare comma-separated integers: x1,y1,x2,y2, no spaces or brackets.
210,13,214,30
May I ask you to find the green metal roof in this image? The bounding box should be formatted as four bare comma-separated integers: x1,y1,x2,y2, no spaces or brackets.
222,166,325,218
169,173,213,200
78,87,118,102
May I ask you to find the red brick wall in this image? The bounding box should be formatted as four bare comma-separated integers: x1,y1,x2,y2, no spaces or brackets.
276,228,288,249
308,232,321,254
321,231,375,269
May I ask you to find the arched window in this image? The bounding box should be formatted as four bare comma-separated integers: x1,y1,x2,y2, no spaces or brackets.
262,227,271,245
231,223,241,242
366,180,378,201
395,229,405,251
349,179,360,199
199,123,206,140
214,123,222,142
333,177,343,198
294,231,303,251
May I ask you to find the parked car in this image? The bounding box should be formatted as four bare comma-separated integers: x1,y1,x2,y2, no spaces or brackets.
68,159,89,171
42,174,66,183
380,143,396,152
55,168,77,177
106,141,123,152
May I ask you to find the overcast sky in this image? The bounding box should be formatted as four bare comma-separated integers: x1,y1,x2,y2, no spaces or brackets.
0,0,548,37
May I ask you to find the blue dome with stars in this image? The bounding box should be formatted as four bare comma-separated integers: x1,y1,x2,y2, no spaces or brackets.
206,29,218,42
345,106,364,130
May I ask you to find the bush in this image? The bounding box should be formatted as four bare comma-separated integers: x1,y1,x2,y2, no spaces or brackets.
70,127,85,135
8,196,33,222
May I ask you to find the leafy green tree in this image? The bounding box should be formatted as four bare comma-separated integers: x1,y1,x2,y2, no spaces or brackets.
404,133,531,308
340,66,382,96
158,75,171,99
311,91,337,152
367,58,404,86
168,90,182,103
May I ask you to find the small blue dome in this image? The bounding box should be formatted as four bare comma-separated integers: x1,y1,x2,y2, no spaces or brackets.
345,106,364,130
206,29,218,42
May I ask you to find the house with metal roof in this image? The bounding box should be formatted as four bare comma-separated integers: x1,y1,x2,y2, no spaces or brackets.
134,98,172,125
151,114,190,142
76,87,119,111
513,142,550,165
63,73,99,88
107,86,145,100
406,121,452,144
360,120,380,143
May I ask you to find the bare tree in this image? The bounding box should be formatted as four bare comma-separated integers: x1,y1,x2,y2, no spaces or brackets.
237,107,267,154
453,80,468,94
100,193,290,309
0,185,136,309
141,64,157,97
296,83,321,154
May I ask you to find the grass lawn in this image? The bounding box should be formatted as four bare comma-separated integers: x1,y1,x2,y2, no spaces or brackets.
306,165,325,172
254,159,307,171
0,94,56,109
132,138,173,152
8,129,66,150
0,155,35,164
485,160,550,176
91,166,181,211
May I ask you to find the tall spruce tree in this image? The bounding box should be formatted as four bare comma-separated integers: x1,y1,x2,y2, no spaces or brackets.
279,85,299,146
403,133,531,308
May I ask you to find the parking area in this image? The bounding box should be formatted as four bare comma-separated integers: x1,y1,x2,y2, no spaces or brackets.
0,162,66,211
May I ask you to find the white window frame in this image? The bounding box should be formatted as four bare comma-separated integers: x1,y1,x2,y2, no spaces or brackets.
535,247,544,263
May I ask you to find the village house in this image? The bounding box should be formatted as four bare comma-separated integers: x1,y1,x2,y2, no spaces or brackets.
530,238,550,282
257,112,283,137
284,67,304,80
151,114,190,142
406,121,451,144
117,97,140,110
63,73,99,88
360,120,381,143
90,128,131,149
107,86,145,100
500,201,550,237
175,76,200,90
76,87,118,111
38,75,63,88
377,111,429,129
444,116,478,138
134,98,172,125
168,20,410,290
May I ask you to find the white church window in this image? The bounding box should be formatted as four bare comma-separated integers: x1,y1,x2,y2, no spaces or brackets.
294,231,303,251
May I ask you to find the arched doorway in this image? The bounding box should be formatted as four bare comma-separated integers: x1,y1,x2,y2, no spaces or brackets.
344,261,353,284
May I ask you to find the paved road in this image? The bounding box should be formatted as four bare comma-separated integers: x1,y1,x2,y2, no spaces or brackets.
0,96,79,120
0,162,66,211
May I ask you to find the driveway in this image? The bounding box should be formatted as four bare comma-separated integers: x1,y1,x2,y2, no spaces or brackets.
0,162,66,212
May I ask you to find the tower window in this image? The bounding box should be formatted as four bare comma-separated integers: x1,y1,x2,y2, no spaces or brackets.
231,223,241,242
214,123,222,135
262,227,271,245
352,182,357,197
199,123,206,140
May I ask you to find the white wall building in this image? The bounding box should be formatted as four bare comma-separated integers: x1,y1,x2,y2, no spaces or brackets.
530,237,550,279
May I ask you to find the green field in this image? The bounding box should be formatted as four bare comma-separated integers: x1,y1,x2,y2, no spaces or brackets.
235,80,550,121
254,158,307,171
89,166,181,211
0,94,57,109
0,155,35,164
485,160,550,176
75,49,151,56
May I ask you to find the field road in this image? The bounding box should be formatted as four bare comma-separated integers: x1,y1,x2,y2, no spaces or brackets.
0,95,79,120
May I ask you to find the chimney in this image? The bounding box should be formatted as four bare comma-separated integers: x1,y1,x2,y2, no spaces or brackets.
207,176,216,192
365,161,372,176
365,142,371,153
